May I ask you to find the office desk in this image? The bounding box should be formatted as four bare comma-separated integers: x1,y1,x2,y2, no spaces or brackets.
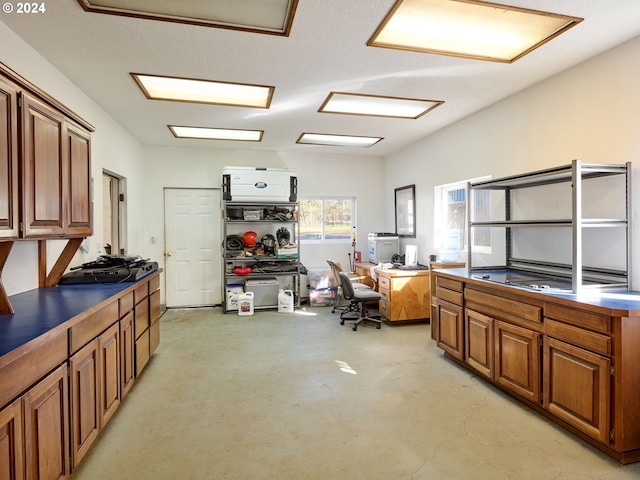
355,261,465,322
376,268,431,322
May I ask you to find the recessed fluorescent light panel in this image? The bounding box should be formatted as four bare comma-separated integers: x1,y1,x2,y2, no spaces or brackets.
320,92,443,119
77,0,298,35
132,74,274,108
369,0,583,63
297,133,382,148
169,126,263,142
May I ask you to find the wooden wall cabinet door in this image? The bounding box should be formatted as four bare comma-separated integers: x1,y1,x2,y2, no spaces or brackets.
435,298,464,360
543,336,610,443
20,93,65,238
69,339,100,469
0,398,24,480
465,309,494,378
494,320,541,404
98,323,120,428
120,311,135,399
0,77,18,239
22,364,69,480
64,123,91,236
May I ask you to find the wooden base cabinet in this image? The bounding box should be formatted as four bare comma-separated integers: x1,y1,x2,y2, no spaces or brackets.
433,270,640,464
434,298,464,361
22,364,69,480
543,336,610,443
465,309,494,378
0,399,24,480
494,320,541,404
69,341,99,469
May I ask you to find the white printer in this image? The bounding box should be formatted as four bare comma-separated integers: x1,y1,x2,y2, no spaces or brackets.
368,233,399,263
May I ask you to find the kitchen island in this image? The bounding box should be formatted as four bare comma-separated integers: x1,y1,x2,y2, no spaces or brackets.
0,271,161,478
432,268,640,464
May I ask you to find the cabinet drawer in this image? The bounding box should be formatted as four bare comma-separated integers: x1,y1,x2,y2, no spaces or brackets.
378,275,390,290
545,303,611,334
69,301,119,354
378,287,390,302
0,332,67,408
436,276,463,292
134,299,149,340
544,318,611,356
134,282,149,305
379,298,391,319
149,275,160,293
135,331,150,376
466,288,541,324
150,318,160,356
436,286,463,306
119,292,134,317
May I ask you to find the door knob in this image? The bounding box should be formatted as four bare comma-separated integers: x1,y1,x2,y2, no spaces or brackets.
165,251,172,257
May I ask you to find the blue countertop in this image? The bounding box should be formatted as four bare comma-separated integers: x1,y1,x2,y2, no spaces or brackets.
435,268,640,315
0,282,135,358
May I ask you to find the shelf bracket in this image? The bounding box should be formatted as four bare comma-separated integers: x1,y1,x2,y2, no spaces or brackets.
0,241,15,314
38,238,84,287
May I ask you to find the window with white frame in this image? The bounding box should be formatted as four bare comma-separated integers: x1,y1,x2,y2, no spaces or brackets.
434,176,491,254
299,197,355,242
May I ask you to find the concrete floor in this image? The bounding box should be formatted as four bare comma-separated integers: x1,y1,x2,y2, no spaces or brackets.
71,306,640,480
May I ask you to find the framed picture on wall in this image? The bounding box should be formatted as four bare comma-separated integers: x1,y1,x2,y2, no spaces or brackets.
395,184,415,237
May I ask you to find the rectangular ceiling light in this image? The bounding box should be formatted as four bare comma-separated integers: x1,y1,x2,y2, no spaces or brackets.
320,92,443,119
169,126,263,142
132,74,274,108
297,133,383,148
368,0,583,63
78,0,298,36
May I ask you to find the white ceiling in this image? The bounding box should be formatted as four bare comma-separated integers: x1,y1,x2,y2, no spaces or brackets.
3,0,640,156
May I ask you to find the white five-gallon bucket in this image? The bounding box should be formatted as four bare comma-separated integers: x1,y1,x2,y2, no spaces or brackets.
278,289,294,313
238,292,254,316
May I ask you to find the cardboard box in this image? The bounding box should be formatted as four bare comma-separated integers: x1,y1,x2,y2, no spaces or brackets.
276,245,298,258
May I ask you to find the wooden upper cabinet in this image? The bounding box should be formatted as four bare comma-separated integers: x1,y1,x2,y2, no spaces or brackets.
65,123,91,236
0,77,18,239
20,93,65,238
19,93,92,239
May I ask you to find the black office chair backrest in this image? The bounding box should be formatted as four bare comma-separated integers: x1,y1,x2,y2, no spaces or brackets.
338,271,356,300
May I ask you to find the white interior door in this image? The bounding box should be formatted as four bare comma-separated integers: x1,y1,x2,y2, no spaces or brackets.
164,188,221,307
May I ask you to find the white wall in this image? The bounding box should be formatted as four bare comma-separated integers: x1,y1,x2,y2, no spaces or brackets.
0,20,147,295
383,34,640,289
142,147,386,277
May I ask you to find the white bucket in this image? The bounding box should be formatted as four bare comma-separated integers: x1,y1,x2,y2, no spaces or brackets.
278,289,294,313
238,292,254,316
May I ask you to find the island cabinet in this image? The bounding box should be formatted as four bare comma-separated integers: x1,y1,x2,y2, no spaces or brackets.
0,271,161,478
432,269,640,464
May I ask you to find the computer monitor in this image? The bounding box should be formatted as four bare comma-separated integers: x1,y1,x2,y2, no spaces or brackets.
405,244,418,267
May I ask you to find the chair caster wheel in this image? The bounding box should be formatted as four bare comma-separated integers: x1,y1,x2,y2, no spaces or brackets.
340,320,344,325
353,325,358,331
376,323,381,329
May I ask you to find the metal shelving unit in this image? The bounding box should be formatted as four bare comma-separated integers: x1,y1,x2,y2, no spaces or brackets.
222,201,301,312
467,159,631,293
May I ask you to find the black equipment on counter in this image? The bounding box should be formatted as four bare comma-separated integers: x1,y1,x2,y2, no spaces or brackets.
59,255,158,284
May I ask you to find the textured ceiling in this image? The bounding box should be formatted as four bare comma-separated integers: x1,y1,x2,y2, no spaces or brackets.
3,0,640,156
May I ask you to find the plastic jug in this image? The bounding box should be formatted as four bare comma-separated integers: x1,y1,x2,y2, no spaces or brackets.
278,289,294,313
238,291,254,316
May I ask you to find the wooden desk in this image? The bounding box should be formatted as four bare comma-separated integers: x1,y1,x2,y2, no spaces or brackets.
376,268,431,322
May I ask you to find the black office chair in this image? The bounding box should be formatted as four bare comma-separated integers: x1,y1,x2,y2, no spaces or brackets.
327,260,374,315
338,271,383,331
